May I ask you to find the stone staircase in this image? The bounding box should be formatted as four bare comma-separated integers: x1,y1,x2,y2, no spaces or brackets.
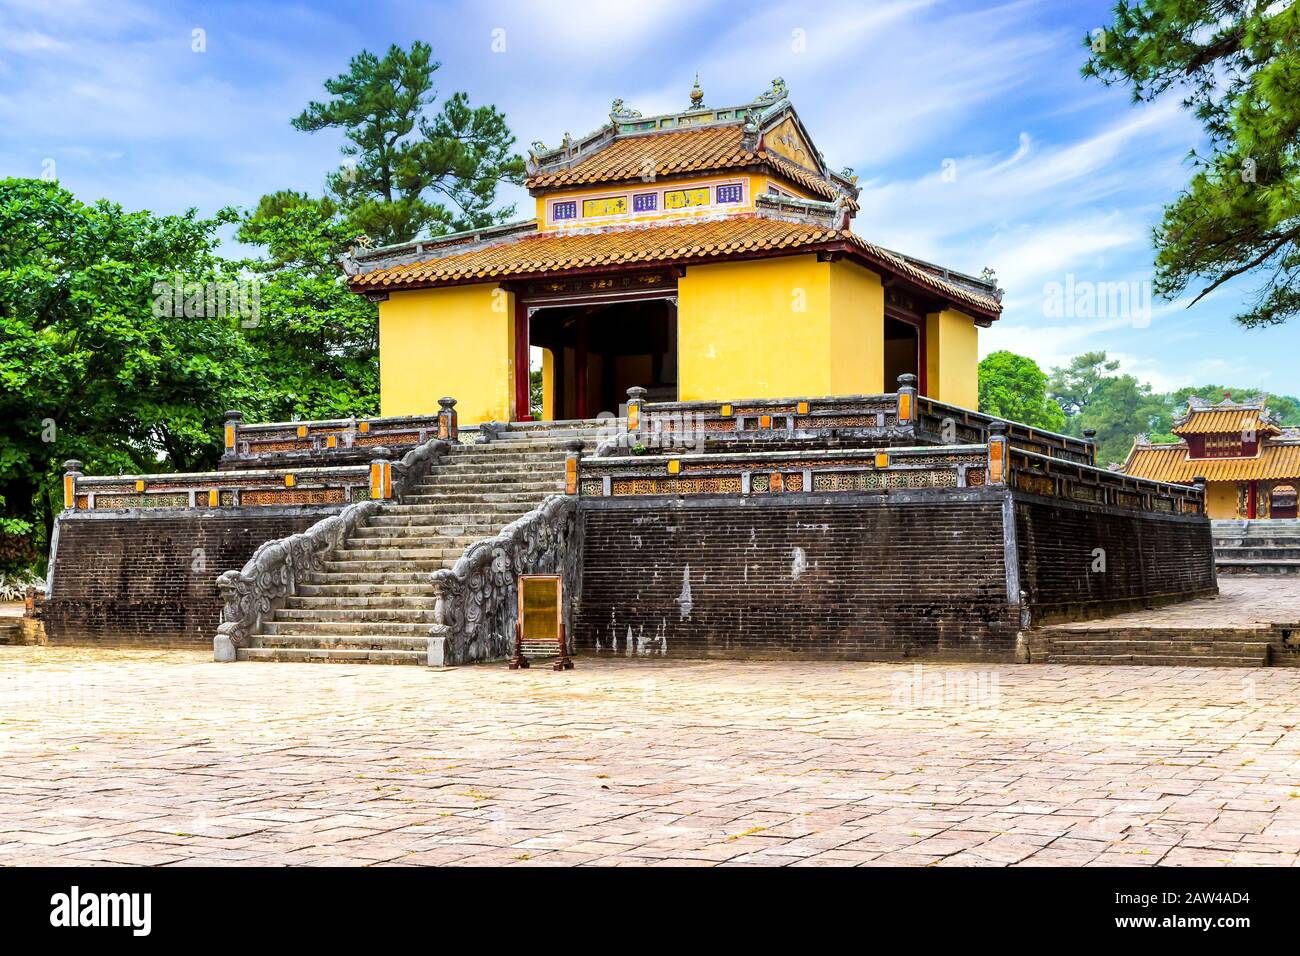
237,420,611,663
1214,519,1300,575
1028,627,1272,667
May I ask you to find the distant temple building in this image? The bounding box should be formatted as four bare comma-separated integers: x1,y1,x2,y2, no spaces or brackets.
1122,397,1300,519
344,78,1001,423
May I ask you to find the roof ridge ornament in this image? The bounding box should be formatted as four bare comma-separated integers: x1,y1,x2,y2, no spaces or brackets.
754,77,788,105
610,98,641,120
688,74,706,110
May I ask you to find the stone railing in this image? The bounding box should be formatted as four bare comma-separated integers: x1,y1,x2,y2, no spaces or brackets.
579,444,995,497
915,396,1095,466
213,499,380,661
428,495,582,666
220,398,460,467
608,378,1095,466
209,433,453,661
62,459,373,511
61,435,451,514
1008,447,1205,516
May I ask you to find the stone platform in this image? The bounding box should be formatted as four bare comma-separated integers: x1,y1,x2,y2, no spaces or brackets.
1030,577,1300,666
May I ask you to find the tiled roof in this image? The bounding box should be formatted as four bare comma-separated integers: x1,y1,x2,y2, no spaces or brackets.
350,215,1002,315
525,125,850,205
1122,441,1300,482
1172,403,1281,436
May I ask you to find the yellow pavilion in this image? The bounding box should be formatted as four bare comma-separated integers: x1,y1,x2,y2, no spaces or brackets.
1122,397,1300,519
345,78,1002,424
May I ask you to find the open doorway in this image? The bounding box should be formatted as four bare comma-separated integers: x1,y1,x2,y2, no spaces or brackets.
1271,484,1298,519
527,297,677,420
883,315,922,394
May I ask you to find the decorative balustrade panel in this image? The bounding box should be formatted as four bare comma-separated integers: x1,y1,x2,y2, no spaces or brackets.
580,445,993,499
225,414,445,461
69,465,373,511
1007,448,1205,516
627,392,1095,465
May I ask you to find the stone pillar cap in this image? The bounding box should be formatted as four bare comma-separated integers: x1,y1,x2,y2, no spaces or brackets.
223,410,243,421
626,386,648,400
438,396,457,409
897,373,917,389
63,459,84,472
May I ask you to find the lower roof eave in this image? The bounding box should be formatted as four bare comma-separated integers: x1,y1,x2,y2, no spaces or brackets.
348,239,1002,322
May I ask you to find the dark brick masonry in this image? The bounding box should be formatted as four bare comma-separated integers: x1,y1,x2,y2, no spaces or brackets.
1014,493,1218,624
43,509,330,646
576,488,1022,662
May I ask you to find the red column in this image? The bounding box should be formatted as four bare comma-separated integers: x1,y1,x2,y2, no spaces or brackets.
1248,481,1258,519
575,312,588,420
514,298,531,421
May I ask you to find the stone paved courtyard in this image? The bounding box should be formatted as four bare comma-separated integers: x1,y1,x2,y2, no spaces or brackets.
1,646,1299,866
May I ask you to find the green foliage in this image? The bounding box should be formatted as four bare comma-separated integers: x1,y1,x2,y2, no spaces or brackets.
529,366,543,419
293,41,526,246
1046,352,1169,466
0,178,258,566
1085,2,1300,326
235,197,378,420
977,351,1066,431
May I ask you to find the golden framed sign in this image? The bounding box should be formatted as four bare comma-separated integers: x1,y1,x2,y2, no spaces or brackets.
510,574,573,670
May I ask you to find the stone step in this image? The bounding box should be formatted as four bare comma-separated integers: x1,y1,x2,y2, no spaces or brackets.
272,606,437,623
332,546,466,561
237,647,426,664
1214,547,1300,558
320,558,447,573
256,633,428,651
262,619,429,636
400,490,560,504
410,476,564,491
296,581,436,596
1034,639,1270,655
380,501,535,516
1217,560,1300,574
303,570,434,585
1044,653,1266,667
343,531,461,547
284,594,437,609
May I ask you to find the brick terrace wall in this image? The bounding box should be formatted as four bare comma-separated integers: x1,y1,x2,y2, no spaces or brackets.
1014,493,1217,624
576,489,1021,662
43,508,331,646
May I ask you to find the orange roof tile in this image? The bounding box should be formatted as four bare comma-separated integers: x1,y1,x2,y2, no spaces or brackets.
349,216,1002,316
1172,405,1281,436
525,125,850,205
1122,441,1300,482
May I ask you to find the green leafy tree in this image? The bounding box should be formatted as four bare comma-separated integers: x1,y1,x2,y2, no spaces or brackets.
0,178,257,564
292,41,526,246
1085,2,1300,325
977,350,1067,431
1047,352,1167,465
235,195,378,420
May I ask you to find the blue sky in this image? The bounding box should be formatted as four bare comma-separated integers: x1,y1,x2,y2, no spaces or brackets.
4,0,1297,396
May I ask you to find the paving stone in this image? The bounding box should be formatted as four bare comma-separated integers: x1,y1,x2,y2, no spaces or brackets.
2,645,1299,865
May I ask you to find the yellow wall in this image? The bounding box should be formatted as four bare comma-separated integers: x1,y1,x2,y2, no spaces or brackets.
378,284,516,424
677,255,884,402
1205,481,1240,519
678,255,830,401
924,308,979,410
828,261,884,394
